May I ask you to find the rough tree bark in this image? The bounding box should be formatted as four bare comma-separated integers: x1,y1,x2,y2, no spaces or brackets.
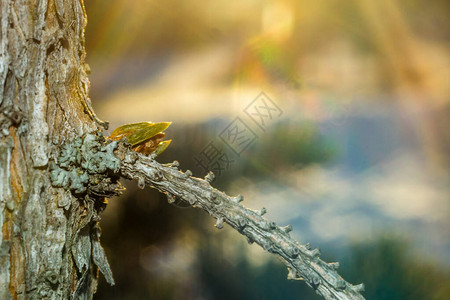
1,0,109,298
0,1,365,299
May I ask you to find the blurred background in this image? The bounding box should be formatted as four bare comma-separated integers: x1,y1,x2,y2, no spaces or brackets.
84,0,450,299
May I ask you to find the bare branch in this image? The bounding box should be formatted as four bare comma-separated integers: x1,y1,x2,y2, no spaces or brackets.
119,148,366,300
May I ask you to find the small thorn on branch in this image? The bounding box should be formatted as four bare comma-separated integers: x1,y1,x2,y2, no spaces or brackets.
166,193,175,204
232,194,244,204
287,268,299,280
171,160,179,168
310,248,321,259
204,171,215,183
336,279,347,290
353,283,365,293
184,169,192,177
281,225,293,233
329,262,340,270
137,177,145,189
257,207,267,216
268,222,277,229
215,217,224,229
187,195,196,205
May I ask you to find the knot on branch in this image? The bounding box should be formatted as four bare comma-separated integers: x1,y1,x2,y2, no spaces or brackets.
50,132,123,199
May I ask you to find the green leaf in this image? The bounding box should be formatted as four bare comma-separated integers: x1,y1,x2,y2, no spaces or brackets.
110,122,152,139
154,140,172,156
126,122,171,146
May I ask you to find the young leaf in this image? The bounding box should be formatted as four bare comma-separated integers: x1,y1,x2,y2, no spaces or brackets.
110,122,152,140
126,122,171,146
109,121,172,156
154,140,172,156
110,122,171,144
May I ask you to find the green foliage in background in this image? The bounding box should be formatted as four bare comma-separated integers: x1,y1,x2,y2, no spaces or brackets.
341,236,450,300
241,121,337,178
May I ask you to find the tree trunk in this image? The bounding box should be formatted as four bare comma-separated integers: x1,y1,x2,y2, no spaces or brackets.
1,0,108,298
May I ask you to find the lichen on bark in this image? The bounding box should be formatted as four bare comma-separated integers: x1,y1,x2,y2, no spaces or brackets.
50,133,121,196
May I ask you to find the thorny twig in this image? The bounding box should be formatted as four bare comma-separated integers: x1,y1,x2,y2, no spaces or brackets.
118,148,366,300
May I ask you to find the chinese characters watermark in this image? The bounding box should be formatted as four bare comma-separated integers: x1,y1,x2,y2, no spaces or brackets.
194,92,282,178
244,92,283,131
219,117,257,156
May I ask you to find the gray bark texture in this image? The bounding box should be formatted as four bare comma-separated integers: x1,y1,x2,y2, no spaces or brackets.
0,0,366,300
0,0,110,299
